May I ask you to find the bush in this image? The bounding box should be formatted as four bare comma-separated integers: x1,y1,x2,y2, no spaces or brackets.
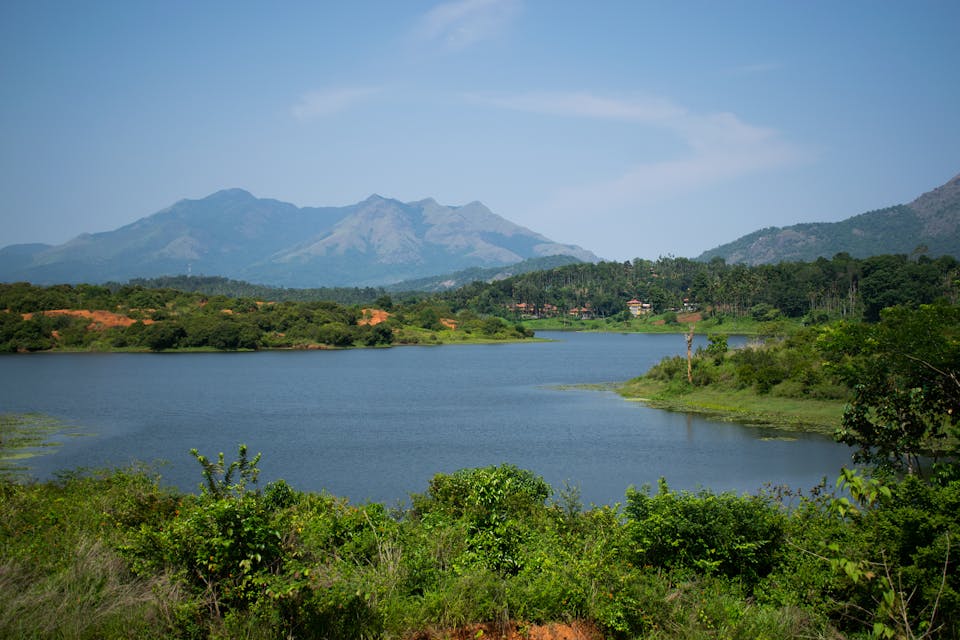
625,479,786,587
314,322,356,347
413,465,551,575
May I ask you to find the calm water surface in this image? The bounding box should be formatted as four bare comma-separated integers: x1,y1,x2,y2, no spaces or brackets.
0,332,852,505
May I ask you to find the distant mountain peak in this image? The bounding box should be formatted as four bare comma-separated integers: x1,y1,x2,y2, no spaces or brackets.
205,188,256,201
909,173,960,217
0,191,599,287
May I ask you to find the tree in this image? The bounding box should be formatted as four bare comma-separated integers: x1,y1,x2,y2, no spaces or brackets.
826,303,960,475
143,322,186,351
705,334,728,365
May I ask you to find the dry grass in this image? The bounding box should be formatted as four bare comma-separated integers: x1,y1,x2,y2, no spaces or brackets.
0,537,183,639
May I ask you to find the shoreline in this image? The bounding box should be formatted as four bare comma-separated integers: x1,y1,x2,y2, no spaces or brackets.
614,378,845,436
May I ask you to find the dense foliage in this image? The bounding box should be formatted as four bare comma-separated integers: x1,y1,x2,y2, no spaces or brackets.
2,447,958,639
644,327,842,398
441,252,959,322
0,282,531,352
121,275,391,305
823,302,960,475
634,302,960,463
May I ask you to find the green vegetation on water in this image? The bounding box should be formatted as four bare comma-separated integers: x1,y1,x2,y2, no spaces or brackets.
0,413,83,479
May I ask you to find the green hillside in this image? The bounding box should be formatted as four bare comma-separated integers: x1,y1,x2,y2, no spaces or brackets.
699,173,960,264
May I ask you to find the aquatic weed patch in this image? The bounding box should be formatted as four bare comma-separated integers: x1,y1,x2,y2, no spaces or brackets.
0,413,85,479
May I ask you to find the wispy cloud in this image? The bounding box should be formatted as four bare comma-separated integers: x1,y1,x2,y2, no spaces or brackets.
291,87,381,121
471,91,809,210
415,0,521,50
724,62,782,76
468,91,684,122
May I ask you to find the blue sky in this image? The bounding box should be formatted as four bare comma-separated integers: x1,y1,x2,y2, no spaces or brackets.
2,1,958,261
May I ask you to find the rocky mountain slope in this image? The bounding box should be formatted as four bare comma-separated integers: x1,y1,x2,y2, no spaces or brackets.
698,173,960,265
0,190,597,287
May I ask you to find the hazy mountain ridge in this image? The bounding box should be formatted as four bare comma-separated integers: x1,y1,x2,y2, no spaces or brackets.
698,173,960,264
0,190,598,287
385,254,584,293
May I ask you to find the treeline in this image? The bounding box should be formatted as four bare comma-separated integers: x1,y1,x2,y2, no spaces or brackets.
0,283,530,352
3,250,957,351
440,252,959,322
29,251,960,327
122,275,392,305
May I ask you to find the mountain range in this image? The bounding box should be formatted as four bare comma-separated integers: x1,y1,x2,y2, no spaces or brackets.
3,173,958,288
0,190,597,287
698,173,960,265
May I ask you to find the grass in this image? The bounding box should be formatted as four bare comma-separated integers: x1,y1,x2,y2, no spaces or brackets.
523,314,802,336
616,378,845,435
392,326,537,345
0,540,181,640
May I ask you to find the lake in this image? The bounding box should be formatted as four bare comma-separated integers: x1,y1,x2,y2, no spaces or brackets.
0,331,852,506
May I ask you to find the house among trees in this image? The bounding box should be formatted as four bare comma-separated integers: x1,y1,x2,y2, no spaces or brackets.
627,299,653,317
506,302,560,319
568,305,595,319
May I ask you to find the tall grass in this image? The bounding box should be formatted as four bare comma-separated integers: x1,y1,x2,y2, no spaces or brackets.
0,538,182,639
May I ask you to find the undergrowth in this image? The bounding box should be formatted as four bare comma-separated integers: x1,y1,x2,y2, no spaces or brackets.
3,445,958,638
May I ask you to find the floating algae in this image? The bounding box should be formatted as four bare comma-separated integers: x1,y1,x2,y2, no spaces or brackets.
0,413,84,479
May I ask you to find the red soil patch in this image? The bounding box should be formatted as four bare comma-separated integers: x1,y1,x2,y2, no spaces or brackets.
440,318,458,330
22,309,153,330
411,621,602,640
358,308,391,326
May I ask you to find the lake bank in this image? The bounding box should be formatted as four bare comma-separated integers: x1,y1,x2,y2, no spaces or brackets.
522,314,799,336
616,377,845,436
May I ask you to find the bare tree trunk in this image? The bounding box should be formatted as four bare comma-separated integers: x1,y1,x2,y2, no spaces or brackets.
686,323,696,384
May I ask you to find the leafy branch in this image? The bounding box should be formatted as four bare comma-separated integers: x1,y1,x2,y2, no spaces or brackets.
190,444,261,499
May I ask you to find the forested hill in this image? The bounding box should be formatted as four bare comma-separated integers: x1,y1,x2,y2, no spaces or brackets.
440,253,960,322
698,173,960,265
384,254,583,293
0,282,532,352
118,254,960,326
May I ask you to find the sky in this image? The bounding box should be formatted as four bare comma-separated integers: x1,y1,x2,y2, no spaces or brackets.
1,1,958,262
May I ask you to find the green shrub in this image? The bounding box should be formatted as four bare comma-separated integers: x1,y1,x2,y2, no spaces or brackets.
625,479,786,587
413,465,551,575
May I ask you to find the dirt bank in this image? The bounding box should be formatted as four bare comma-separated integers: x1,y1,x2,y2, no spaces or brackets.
21,309,153,330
